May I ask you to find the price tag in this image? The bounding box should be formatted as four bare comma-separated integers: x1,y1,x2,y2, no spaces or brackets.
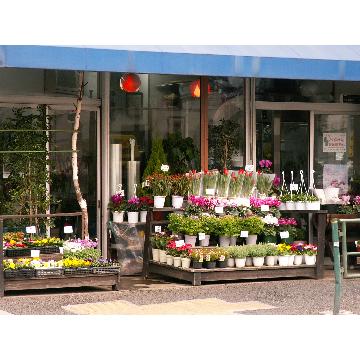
59,247,64,254
205,188,215,196
280,231,290,239
154,226,162,233
161,164,169,172
215,206,224,214
199,255,203,262
26,226,36,234
30,250,40,258
333,241,340,247
64,226,73,234
219,255,225,262
245,164,254,172
261,205,270,212
198,232,206,240
175,240,185,247
205,254,211,262
120,190,125,196
145,180,150,187
240,231,249,238
290,184,298,191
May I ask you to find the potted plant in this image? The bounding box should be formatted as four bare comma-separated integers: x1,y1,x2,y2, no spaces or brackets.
168,213,185,237
226,246,237,267
217,169,231,198
108,193,127,223
240,216,265,245
291,243,304,265
138,196,153,223
190,249,204,269
277,243,292,266
181,216,202,247
203,249,218,269
264,243,278,266
256,172,274,197
228,172,244,200
147,173,171,208
213,215,240,247
277,217,298,244
3,258,35,279
126,196,140,224
248,244,267,267
151,232,171,263
261,214,279,244
258,159,275,181
278,193,288,210
231,245,248,268
280,193,296,211
198,215,217,246
294,193,307,210
180,247,192,269
201,169,218,197
305,194,320,210
303,244,317,265
170,174,190,209
186,170,202,196
216,248,229,268
239,170,256,202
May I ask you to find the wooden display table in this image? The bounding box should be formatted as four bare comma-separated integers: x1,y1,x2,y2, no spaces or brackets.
142,208,327,286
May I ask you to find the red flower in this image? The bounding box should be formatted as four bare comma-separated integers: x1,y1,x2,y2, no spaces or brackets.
224,168,229,176
238,169,245,174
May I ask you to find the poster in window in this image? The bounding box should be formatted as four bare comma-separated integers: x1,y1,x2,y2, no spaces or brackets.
323,164,348,194
323,133,346,153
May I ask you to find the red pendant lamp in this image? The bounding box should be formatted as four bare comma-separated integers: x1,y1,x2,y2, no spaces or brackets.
120,73,141,93
189,79,211,98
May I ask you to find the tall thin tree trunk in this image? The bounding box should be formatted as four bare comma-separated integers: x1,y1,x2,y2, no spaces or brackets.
72,71,89,238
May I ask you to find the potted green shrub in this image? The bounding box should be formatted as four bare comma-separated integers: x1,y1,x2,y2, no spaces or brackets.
151,233,171,263
170,174,190,209
264,243,278,266
181,216,202,247
248,244,268,266
147,173,171,208
190,249,204,269
226,246,237,267
294,193,307,210
168,213,185,237
214,215,241,247
280,193,295,211
240,216,265,245
230,245,248,268
305,194,320,210
198,215,217,246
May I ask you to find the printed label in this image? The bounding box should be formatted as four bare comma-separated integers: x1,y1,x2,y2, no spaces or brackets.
261,205,270,212
120,190,125,196
198,233,206,240
206,188,215,195
215,206,224,214
240,231,249,238
59,247,64,254
154,226,162,233
219,255,225,262
26,226,36,234
175,240,185,247
30,250,40,258
333,241,340,247
245,164,254,172
280,231,290,239
205,254,211,262
290,184,299,191
64,226,73,234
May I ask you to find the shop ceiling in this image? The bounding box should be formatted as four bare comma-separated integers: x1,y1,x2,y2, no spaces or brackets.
1,45,360,81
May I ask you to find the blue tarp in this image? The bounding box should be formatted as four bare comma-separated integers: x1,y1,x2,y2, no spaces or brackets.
1,45,360,80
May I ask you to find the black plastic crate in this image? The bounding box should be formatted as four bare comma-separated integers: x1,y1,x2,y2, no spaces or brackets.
4,269,36,279
64,267,93,276
5,248,31,257
92,266,120,274
32,246,60,254
35,268,64,277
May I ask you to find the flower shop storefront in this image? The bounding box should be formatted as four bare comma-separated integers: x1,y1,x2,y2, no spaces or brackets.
2,46,360,293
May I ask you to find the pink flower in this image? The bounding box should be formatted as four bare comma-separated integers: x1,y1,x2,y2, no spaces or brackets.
273,176,281,187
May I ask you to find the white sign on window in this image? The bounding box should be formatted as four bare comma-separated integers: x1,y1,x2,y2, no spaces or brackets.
323,133,346,153
26,226,36,234
290,184,298,191
280,231,290,239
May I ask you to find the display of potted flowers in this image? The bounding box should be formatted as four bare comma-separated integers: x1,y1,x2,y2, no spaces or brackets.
239,170,256,203
186,195,216,215
280,193,294,210
258,159,275,181
201,169,219,197
239,216,265,245
248,243,268,267
170,174,190,208
213,215,241,247
180,216,202,247
166,240,192,268
229,245,248,268
277,243,292,266
190,249,204,269
109,193,127,223
291,243,305,265
138,196,153,223
126,196,140,224
186,170,202,196
261,214,279,244
228,172,244,200
264,243,278,266
203,249,218,269
63,258,92,275
147,173,171,208
305,194,321,210
303,244,317,265
216,248,229,268
217,169,231,198
3,258,36,279
151,232,172,263
277,217,298,244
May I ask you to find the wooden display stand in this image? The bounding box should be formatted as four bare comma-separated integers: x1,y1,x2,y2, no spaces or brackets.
142,208,327,286
0,212,121,297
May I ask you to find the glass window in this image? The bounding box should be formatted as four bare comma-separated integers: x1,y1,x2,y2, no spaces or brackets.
314,114,360,194
110,73,200,197
208,77,245,170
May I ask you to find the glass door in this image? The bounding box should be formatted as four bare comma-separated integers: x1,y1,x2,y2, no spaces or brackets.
314,113,360,194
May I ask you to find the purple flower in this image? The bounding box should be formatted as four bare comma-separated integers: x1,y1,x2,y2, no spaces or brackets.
128,196,140,205
111,194,124,205
259,159,272,169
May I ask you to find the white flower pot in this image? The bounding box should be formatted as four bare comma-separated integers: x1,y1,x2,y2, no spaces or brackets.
285,201,295,210
252,257,265,267
172,195,184,209
152,248,160,262
185,234,197,247
159,250,167,263
127,211,139,224
173,257,181,267
227,258,235,267
294,254,303,265
304,254,316,265
235,258,246,268
306,201,321,210
278,255,289,266
113,211,124,223
199,234,210,247
295,202,306,210
181,257,191,268
265,255,275,266
279,203,287,210
140,210,148,223
229,236,237,246
245,256,253,267
288,254,295,266
246,234,258,245
219,236,231,247
154,195,166,209
166,255,174,266
273,255,278,265
263,173,276,182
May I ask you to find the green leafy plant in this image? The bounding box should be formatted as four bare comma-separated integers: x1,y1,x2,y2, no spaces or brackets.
142,138,167,180
150,232,172,250
306,194,319,202
168,213,184,234
217,171,231,197
202,170,218,194
199,215,217,234
63,248,101,261
240,216,265,235
264,243,278,256
146,173,171,196
228,245,248,259
180,216,202,235
256,173,273,196
228,173,244,198
213,215,241,237
170,174,190,197
280,193,292,202
163,132,200,174
248,244,268,258
215,247,229,260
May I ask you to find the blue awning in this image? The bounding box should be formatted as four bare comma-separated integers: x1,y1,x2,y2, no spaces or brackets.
1,45,360,80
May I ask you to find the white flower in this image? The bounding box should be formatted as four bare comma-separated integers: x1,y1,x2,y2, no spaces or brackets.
262,214,279,225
